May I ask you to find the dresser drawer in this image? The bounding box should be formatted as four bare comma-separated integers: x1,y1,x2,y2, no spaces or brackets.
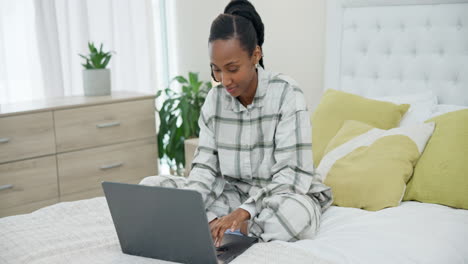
58,138,158,197
54,99,156,152
0,112,55,163
0,156,58,211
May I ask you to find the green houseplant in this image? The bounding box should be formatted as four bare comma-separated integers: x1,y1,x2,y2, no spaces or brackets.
79,42,113,96
157,72,212,175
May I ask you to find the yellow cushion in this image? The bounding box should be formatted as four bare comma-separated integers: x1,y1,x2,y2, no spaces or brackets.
318,120,435,211
404,109,468,209
311,89,409,166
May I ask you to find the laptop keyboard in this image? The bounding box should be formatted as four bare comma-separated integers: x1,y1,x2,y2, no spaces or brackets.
216,246,228,257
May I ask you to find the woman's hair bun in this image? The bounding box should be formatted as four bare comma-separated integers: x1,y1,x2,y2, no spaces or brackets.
223,0,264,47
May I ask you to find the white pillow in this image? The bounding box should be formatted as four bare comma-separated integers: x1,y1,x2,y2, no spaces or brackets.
431,104,468,118
369,91,438,126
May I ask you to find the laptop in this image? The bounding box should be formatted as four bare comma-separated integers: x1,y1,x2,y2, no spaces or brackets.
102,181,258,264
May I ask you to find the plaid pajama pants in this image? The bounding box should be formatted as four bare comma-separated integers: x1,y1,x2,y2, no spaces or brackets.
139,175,322,242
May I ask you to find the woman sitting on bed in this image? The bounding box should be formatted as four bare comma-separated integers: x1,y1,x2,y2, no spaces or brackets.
141,0,332,246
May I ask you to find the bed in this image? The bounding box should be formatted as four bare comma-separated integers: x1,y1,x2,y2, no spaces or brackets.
1,0,468,263
1,197,467,263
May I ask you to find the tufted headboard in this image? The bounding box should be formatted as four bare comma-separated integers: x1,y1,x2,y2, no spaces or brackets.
324,0,468,106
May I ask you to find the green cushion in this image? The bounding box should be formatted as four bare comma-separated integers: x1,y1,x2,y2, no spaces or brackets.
311,89,409,166
318,120,435,211
404,109,468,209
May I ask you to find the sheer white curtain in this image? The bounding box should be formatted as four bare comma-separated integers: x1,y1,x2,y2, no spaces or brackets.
0,0,45,104
0,0,161,104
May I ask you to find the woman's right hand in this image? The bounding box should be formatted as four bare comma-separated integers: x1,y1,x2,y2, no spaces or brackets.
209,217,219,229
209,208,251,247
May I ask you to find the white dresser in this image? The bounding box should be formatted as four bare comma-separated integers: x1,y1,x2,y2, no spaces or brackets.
0,92,158,217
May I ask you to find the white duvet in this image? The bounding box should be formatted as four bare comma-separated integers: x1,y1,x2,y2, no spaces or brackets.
1,197,467,264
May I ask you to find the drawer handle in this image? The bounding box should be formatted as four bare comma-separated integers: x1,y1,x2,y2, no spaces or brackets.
96,121,121,128
0,184,13,191
0,137,10,144
100,162,123,170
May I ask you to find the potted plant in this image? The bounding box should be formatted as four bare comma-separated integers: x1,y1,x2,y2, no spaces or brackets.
79,42,113,96
156,72,212,175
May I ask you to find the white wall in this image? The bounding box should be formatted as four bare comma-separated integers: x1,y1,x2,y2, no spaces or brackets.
169,0,326,111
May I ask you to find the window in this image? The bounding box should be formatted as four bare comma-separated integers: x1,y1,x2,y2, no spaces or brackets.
0,0,169,105
0,0,45,104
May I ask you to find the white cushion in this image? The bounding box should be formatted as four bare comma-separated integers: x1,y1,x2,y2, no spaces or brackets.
369,91,438,126
431,104,468,118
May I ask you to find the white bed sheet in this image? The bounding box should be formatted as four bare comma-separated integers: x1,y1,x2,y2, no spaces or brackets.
1,197,467,264
291,201,468,264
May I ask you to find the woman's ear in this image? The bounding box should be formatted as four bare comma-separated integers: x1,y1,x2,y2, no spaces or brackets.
253,45,262,64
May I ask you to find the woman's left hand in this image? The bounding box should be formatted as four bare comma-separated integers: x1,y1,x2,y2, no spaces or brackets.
210,208,251,247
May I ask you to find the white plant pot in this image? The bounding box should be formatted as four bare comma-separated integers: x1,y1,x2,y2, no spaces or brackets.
83,69,111,96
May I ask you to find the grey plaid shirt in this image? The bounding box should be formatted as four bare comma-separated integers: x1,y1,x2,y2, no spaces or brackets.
187,67,331,221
